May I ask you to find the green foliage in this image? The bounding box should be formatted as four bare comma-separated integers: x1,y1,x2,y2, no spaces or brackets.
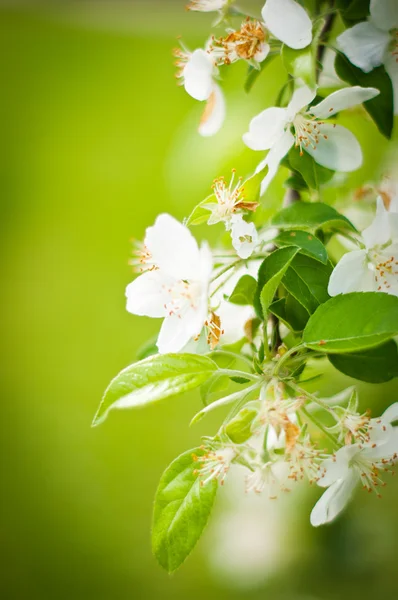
92,354,218,426
185,194,215,226
286,147,335,190
272,201,356,232
273,230,328,263
336,0,370,25
254,247,299,318
282,253,332,314
303,293,398,353
334,53,394,139
282,45,316,90
229,274,257,305
152,448,217,573
244,52,278,92
225,406,258,443
329,340,398,383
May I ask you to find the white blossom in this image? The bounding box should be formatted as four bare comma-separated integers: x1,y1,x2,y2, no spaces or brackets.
187,0,229,12
328,195,398,296
311,403,398,526
209,19,270,67
125,214,212,354
337,0,398,114
175,47,225,136
243,85,379,194
261,0,313,50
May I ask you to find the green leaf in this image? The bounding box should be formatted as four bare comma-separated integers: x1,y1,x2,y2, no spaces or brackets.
240,167,268,203
225,406,258,443
152,448,217,573
254,247,299,318
272,201,356,232
282,44,316,89
303,292,398,353
244,52,278,92
282,253,332,314
274,230,328,263
336,0,370,24
269,294,310,332
229,274,257,305
92,354,218,426
334,53,394,139
185,194,215,226
329,340,398,383
286,147,335,190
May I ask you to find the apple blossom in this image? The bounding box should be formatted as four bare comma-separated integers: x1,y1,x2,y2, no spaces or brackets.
261,0,313,50
187,0,229,12
328,196,398,296
125,214,213,354
243,85,380,194
337,0,398,114
209,19,270,67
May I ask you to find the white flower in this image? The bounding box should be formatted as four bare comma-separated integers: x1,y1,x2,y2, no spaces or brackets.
205,171,259,258
194,444,237,486
261,0,313,50
310,403,398,526
328,196,398,296
125,214,212,354
337,0,398,114
243,85,379,195
174,47,226,136
209,19,270,67
187,0,229,12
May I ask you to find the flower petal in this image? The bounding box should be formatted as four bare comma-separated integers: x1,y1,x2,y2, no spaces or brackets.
287,85,317,118
262,0,312,50
310,475,357,527
255,42,270,63
125,271,171,318
380,402,398,425
363,429,398,459
157,308,205,354
198,83,226,137
370,0,398,31
305,123,362,172
362,197,390,248
337,21,390,73
310,86,380,119
230,215,258,259
318,445,358,488
145,213,201,280
183,48,214,101
242,107,288,151
384,52,398,115
328,250,374,296
260,130,295,195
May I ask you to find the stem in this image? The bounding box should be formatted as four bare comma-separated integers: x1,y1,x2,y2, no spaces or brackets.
211,349,253,370
289,381,337,417
218,368,259,382
316,4,336,76
210,258,242,284
274,344,304,375
301,406,339,449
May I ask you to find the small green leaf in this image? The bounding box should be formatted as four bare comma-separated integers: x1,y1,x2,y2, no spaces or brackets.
334,52,394,139
282,253,332,314
240,166,268,203
271,201,355,232
225,406,258,443
185,194,215,226
274,230,328,263
269,294,310,333
152,448,217,573
287,147,335,190
244,52,278,92
303,292,398,353
254,247,299,318
329,340,398,383
336,0,370,24
93,354,218,426
229,274,257,305
282,44,316,89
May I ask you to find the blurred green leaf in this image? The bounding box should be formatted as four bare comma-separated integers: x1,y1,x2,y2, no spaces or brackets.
334,53,394,139
185,194,214,226
272,201,356,232
274,229,328,263
244,52,278,92
329,340,398,383
282,44,316,89
152,448,217,573
254,247,299,318
336,0,370,24
229,274,257,305
303,292,398,352
225,406,258,443
93,354,218,425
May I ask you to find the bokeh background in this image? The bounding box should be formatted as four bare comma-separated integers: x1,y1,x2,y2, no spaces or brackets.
1,1,398,599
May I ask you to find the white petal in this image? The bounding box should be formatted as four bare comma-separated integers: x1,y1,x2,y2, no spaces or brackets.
318,445,358,488
310,86,380,119
242,107,288,151
370,0,398,31
230,215,258,259
255,42,270,63
260,130,295,195
305,123,362,172
198,83,226,137
125,271,171,318
145,214,201,280
381,402,398,424
337,22,390,73
362,197,390,248
198,241,214,287
310,475,357,527
328,250,374,295
157,308,205,354
183,49,214,101
287,85,317,118
384,52,398,115
363,430,398,459
262,0,312,50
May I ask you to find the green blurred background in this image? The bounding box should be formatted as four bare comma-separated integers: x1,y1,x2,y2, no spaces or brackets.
1,1,398,598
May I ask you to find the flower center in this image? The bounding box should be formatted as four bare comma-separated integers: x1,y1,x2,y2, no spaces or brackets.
163,279,202,317
368,249,398,292
129,242,157,273
193,445,237,486
292,113,328,156
212,170,245,220
210,19,266,64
